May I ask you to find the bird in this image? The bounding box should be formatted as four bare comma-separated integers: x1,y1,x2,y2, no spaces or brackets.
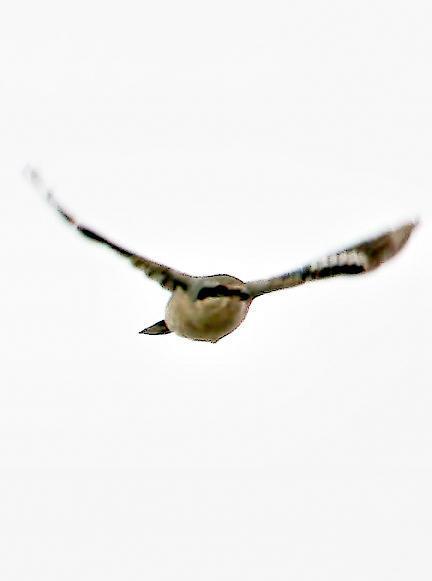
26,168,418,343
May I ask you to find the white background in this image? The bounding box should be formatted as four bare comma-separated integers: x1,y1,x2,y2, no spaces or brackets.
1,1,431,579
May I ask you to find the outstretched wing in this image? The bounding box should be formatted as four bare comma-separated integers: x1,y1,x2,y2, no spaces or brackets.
246,221,418,298
25,168,191,292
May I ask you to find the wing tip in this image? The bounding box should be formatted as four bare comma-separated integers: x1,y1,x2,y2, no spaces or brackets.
392,218,419,252
23,165,58,206
23,165,42,191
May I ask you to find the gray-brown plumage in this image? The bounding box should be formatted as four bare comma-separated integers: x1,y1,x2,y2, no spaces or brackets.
26,168,418,343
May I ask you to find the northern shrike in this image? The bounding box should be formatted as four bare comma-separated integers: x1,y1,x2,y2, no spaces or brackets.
26,169,417,343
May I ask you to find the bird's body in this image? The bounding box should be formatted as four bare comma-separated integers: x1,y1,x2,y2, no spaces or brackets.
26,169,418,343
166,277,251,343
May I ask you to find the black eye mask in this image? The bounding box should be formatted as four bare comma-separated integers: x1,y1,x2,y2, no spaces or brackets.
196,285,250,301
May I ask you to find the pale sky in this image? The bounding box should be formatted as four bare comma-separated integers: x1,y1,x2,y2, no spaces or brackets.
1,1,431,579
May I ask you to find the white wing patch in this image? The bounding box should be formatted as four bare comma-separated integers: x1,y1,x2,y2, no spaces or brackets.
309,249,369,273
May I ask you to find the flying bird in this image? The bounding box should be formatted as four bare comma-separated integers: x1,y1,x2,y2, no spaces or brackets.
26,169,417,343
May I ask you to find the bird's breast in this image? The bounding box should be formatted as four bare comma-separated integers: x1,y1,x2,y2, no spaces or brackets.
165,288,250,342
